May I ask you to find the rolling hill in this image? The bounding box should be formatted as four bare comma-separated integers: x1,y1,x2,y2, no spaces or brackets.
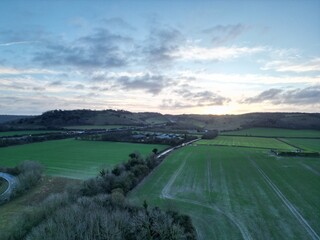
1,110,320,131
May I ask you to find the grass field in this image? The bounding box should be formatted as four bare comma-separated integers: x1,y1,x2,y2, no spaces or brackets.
63,125,132,130
128,145,320,239
0,177,9,195
0,139,168,179
281,138,320,152
0,130,62,137
198,136,296,150
222,128,320,138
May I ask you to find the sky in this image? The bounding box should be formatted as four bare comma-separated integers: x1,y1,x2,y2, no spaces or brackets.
0,0,319,115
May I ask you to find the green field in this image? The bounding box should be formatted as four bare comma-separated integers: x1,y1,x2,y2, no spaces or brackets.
281,138,320,152
0,130,62,137
0,178,9,195
63,125,132,130
198,136,296,150
222,128,320,138
129,145,320,239
0,139,168,179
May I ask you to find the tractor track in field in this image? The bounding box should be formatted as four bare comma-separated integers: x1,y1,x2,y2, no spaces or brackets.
160,159,187,199
161,158,252,240
207,156,212,193
250,159,320,240
192,216,214,240
300,163,320,176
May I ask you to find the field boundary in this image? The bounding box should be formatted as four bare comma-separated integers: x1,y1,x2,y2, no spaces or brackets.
276,138,302,150
196,143,290,151
221,134,320,139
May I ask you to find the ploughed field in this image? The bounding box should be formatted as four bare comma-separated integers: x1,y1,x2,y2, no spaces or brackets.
0,139,168,179
129,129,320,240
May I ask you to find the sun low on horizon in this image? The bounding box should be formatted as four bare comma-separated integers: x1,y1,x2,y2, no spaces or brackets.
0,0,319,115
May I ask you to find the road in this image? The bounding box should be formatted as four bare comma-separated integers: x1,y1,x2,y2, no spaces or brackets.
0,172,18,201
156,138,200,159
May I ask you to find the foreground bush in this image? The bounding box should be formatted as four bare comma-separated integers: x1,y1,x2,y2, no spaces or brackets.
0,161,43,204
25,195,195,240
5,193,195,240
14,161,43,194
80,152,161,197
2,152,196,240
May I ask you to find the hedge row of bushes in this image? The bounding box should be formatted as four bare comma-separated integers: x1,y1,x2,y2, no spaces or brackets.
5,192,196,240
0,133,75,147
80,152,162,197
3,152,196,240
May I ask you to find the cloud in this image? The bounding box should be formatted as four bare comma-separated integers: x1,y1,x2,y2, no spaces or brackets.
261,58,320,73
202,24,249,45
0,29,48,47
242,88,283,103
73,84,85,90
91,71,171,94
0,41,38,47
49,80,63,86
0,67,59,75
102,17,136,31
143,27,184,64
161,99,192,109
33,28,132,69
33,86,46,91
243,85,320,105
170,46,264,61
177,89,230,105
116,73,169,94
177,71,320,84
161,89,230,109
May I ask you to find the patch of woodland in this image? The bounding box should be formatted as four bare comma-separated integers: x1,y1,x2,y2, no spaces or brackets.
2,152,196,240
201,130,218,139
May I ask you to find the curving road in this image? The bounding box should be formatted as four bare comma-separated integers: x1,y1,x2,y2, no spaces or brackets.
0,172,18,201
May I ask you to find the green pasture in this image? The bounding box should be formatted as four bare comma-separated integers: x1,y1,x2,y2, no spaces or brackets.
0,130,62,137
129,145,320,239
63,125,132,130
198,136,296,150
0,139,168,179
222,128,320,138
281,138,320,152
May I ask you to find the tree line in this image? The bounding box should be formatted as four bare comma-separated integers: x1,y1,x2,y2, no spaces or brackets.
3,151,197,240
0,132,77,148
